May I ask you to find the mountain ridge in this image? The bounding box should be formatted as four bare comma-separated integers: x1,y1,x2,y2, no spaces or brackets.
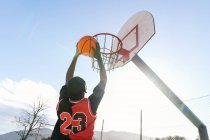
0,128,154,140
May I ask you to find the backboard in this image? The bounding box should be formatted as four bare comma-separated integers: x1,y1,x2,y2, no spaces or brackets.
113,10,155,69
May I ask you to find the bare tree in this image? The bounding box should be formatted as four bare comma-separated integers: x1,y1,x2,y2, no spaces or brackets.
14,98,49,140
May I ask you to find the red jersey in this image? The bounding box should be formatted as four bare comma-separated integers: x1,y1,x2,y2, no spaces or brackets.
58,98,96,140
51,84,105,140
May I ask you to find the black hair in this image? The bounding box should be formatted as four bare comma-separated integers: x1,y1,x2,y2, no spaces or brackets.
66,76,86,100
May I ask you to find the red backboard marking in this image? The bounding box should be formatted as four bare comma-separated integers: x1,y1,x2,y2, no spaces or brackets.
117,25,139,63
118,48,129,62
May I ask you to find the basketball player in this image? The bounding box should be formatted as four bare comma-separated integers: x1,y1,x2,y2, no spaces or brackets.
51,43,107,140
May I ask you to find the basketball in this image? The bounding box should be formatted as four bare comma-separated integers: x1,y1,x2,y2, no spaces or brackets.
77,36,97,57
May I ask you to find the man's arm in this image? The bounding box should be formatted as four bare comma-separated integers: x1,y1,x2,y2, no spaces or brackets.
95,43,107,90
88,43,107,115
65,48,80,84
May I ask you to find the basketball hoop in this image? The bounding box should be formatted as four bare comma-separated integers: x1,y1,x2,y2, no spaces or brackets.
92,33,123,71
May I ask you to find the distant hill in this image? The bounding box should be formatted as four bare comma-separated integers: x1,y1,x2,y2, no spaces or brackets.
0,128,154,140
0,128,52,140
94,131,155,140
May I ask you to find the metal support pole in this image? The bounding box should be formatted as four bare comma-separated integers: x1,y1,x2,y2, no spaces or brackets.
132,55,209,140
100,119,104,140
199,124,209,140
140,110,142,140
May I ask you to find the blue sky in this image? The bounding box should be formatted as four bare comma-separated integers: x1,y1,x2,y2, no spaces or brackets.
0,0,210,139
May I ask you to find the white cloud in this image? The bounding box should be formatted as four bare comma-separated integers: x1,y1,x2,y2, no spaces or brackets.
0,78,58,134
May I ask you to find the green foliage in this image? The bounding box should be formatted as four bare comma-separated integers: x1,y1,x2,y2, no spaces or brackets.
155,135,186,140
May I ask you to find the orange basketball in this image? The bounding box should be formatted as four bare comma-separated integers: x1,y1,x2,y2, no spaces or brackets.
77,36,97,57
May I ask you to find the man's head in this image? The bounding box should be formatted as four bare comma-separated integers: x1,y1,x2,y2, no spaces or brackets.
66,76,86,100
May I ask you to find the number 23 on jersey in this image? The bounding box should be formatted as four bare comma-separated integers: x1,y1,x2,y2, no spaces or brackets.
60,112,87,135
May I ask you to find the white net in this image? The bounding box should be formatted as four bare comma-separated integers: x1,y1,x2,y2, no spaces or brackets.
92,33,122,71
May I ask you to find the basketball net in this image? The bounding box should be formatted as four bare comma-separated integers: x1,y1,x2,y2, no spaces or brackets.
92,33,123,71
